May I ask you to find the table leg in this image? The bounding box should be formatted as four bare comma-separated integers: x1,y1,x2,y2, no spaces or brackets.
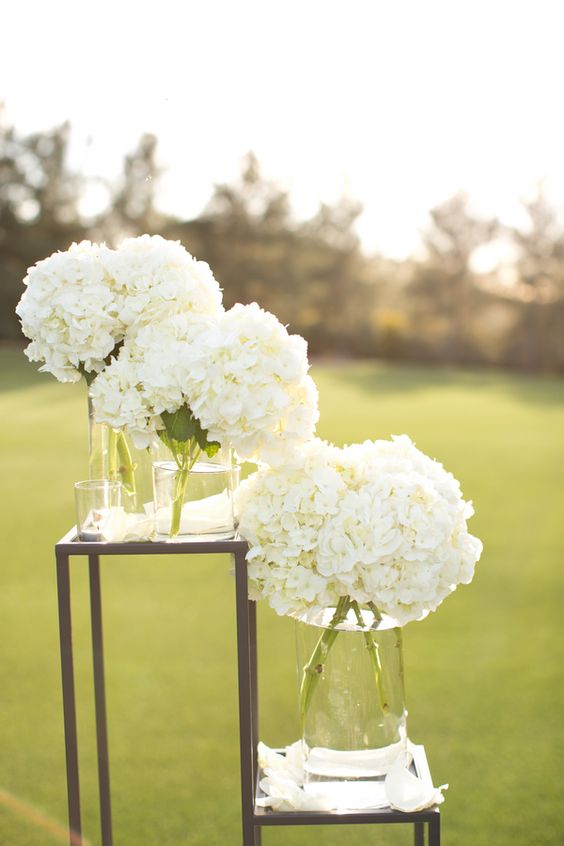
414,821,425,846
249,600,259,787
248,601,261,846
89,555,113,846
429,813,441,846
234,549,255,846
56,551,83,846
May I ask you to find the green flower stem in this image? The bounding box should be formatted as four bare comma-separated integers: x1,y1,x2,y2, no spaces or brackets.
350,599,389,716
116,431,137,497
299,596,351,733
108,428,118,480
368,600,383,625
395,625,405,687
107,429,137,499
169,440,201,537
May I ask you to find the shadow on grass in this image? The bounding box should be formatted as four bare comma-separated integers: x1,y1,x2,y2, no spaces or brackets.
314,358,564,407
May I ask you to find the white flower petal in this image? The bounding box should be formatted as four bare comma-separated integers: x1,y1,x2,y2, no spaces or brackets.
385,760,448,812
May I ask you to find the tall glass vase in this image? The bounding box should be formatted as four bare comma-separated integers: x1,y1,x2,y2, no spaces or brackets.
87,392,154,540
295,602,407,797
152,440,236,542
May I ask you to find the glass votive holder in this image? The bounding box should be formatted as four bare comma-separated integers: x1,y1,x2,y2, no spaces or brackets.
74,480,122,542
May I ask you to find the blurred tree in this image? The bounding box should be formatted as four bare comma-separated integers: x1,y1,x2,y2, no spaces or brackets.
164,153,372,352
504,189,564,369
410,193,498,362
101,132,165,242
196,151,294,309
2,114,563,370
298,197,372,353
510,188,564,297
205,151,291,233
1,118,169,340
0,110,87,338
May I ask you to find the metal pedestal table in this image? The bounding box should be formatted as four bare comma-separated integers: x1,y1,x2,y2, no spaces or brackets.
233,544,441,846
56,528,440,846
55,528,249,846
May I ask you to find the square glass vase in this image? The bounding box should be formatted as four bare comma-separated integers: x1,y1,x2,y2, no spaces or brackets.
152,441,236,542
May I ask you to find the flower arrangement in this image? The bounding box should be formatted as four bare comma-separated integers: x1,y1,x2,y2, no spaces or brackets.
237,434,482,626
17,231,480,810
236,433,482,743
90,303,319,464
16,235,226,512
90,304,318,534
17,234,319,537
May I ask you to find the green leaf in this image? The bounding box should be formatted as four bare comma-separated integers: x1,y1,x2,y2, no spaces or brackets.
157,429,174,453
191,414,221,457
78,364,98,386
157,426,186,467
158,404,218,461
204,440,221,459
161,406,196,443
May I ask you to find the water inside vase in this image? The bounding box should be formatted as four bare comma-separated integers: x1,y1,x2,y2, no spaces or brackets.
87,393,154,540
296,618,407,790
153,459,235,541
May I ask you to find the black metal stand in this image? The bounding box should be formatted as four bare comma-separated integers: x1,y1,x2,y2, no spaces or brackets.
56,528,440,846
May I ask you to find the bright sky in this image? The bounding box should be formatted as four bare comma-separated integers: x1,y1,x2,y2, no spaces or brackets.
3,0,564,258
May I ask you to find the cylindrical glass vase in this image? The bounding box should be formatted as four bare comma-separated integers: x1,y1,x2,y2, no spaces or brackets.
296,603,407,792
152,441,235,541
87,392,154,540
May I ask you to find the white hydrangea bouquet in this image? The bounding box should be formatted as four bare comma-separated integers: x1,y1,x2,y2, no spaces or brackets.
16,235,319,538
236,435,482,810
90,303,319,535
237,435,482,625
16,235,225,510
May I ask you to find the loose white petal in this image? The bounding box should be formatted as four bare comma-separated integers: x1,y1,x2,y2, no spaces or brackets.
385,761,447,812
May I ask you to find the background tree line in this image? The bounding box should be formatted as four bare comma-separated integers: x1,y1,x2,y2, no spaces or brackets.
2,113,564,371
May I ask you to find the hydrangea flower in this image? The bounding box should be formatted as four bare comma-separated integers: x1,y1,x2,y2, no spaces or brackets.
236,435,483,625
89,314,205,447
16,240,122,381
16,235,224,383
105,234,223,329
179,302,319,464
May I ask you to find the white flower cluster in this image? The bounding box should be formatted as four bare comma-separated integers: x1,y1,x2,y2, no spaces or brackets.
19,234,318,464
16,235,223,381
105,234,223,329
91,305,319,462
16,241,120,382
88,315,204,448
181,303,320,464
236,435,483,625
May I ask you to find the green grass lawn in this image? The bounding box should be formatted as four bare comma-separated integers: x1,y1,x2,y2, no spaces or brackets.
1,347,563,846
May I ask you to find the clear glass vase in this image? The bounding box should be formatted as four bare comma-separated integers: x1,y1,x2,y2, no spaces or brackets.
87,392,154,540
295,602,407,795
152,440,235,541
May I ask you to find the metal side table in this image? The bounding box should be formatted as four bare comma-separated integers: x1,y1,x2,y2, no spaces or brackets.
56,528,440,846
232,550,441,846
55,528,249,846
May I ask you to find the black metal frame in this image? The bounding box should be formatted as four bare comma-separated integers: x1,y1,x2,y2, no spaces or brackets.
55,528,440,846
